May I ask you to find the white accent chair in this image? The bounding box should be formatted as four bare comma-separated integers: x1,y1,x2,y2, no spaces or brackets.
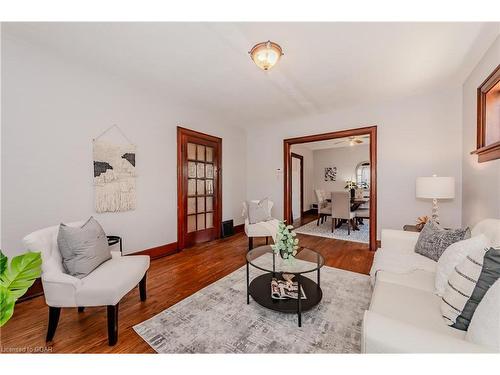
331,191,356,234
243,201,280,250
23,221,150,346
314,189,332,226
362,218,500,353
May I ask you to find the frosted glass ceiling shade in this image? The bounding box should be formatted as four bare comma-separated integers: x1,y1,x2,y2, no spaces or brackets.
249,41,283,71
416,176,455,199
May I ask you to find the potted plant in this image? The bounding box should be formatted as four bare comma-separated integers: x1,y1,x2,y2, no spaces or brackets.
0,250,42,327
271,221,299,260
345,180,358,199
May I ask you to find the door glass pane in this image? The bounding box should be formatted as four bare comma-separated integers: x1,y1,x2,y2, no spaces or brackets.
206,147,213,162
197,214,205,230
187,197,196,214
188,162,196,178
187,215,196,233
206,212,213,228
206,196,213,212
197,145,205,161
197,162,205,178
206,180,213,195
187,143,196,160
197,179,205,195
188,179,196,196
197,197,205,213
206,164,214,179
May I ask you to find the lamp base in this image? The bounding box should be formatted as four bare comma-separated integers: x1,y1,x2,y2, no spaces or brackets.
431,198,439,224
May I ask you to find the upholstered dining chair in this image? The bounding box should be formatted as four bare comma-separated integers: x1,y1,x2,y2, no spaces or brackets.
314,189,332,225
22,221,150,346
331,191,356,234
242,200,280,250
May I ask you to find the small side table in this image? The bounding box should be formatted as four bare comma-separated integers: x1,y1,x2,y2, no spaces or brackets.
107,236,122,254
403,225,421,232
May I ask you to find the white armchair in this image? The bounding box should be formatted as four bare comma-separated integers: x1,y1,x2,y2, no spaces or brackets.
242,200,280,250
22,221,150,346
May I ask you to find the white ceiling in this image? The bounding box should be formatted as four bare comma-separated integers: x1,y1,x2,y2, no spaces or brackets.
4,22,499,127
292,135,370,150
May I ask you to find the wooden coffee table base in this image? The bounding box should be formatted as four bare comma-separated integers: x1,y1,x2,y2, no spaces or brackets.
247,272,323,327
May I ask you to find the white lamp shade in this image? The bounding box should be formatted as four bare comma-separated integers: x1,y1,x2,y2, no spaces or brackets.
416,176,455,199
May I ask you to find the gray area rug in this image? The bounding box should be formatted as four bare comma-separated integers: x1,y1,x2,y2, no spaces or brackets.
295,219,369,244
134,262,372,353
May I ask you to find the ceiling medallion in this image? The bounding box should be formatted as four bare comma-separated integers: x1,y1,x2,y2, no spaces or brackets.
249,40,284,71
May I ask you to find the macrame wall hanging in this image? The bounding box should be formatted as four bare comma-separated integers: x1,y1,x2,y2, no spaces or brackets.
93,125,136,213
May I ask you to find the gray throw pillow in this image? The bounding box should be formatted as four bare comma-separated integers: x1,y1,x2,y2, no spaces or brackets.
247,198,272,224
414,220,470,261
57,217,111,278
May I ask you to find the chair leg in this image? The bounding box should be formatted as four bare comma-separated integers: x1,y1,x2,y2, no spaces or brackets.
139,273,147,302
107,303,119,346
46,306,61,342
348,220,351,235
331,218,334,233
248,237,254,251
78,307,85,313
317,215,320,226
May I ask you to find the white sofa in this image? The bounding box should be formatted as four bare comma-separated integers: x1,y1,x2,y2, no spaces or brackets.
362,218,500,353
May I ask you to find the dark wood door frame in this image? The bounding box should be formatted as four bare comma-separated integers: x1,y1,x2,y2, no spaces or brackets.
284,126,378,251
177,126,222,250
290,152,304,220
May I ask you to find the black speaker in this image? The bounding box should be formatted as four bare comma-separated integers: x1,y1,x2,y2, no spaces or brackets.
221,219,234,238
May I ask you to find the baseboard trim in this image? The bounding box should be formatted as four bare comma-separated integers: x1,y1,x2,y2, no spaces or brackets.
133,242,179,260
234,223,244,234
303,209,316,215
18,277,44,302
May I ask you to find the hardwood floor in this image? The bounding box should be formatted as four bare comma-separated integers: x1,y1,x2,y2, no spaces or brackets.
0,230,374,353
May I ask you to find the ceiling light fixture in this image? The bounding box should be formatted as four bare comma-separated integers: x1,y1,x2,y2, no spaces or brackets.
249,40,284,71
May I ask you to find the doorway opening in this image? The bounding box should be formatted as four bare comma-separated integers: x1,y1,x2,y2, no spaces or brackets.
291,153,304,226
283,126,377,251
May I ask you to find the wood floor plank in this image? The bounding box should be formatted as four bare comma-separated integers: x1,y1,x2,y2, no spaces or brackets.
0,219,374,354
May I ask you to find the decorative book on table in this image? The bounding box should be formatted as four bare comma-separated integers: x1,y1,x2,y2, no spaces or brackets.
271,277,307,300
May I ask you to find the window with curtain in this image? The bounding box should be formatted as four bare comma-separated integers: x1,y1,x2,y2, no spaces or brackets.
356,161,370,188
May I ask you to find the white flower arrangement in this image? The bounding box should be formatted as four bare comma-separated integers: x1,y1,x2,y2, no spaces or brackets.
271,221,299,260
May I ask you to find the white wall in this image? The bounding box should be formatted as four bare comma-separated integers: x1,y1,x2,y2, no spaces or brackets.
1,34,247,256
247,88,463,239
462,35,500,227
313,144,370,192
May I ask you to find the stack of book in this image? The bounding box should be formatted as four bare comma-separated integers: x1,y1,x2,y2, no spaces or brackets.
270,275,307,300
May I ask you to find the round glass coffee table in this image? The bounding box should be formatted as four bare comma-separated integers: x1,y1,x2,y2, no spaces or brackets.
246,245,324,327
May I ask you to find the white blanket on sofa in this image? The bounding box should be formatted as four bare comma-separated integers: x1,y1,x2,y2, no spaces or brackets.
370,248,437,285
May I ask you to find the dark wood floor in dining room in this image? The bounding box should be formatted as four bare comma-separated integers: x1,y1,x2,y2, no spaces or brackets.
1,217,374,354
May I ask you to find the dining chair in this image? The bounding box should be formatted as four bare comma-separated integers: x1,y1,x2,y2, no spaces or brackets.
331,191,356,234
314,189,331,225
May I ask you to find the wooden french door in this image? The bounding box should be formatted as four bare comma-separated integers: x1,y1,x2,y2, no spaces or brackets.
177,127,222,249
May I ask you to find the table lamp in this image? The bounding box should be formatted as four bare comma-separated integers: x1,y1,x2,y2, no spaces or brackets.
416,175,455,224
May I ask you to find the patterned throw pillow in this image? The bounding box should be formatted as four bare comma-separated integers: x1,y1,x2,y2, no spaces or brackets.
441,246,500,331
435,234,490,296
414,220,470,261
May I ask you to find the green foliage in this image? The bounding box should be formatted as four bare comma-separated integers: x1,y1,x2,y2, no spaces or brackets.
0,250,42,327
270,221,299,260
